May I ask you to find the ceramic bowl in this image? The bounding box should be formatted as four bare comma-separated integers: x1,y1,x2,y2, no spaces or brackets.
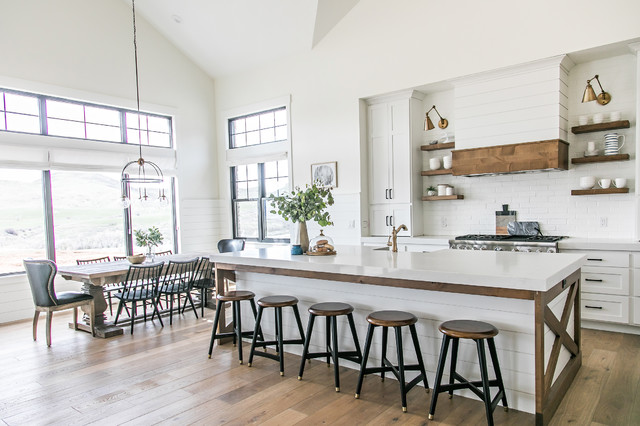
127,254,146,264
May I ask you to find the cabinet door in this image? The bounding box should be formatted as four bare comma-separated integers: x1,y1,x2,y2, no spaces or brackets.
390,204,411,231
368,104,391,205
389,100,411,203
369,205,391,236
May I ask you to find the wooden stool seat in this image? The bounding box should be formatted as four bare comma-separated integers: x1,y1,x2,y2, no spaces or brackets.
248,295,306,375
217,290,255,302
367,310,417,327
429,319,508,425
298,302,362,392
439,319,498,340
257,295,298,308
308,302,353,316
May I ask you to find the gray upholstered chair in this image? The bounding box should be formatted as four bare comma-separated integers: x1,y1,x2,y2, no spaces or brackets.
217,238,245,253
23,259,95,346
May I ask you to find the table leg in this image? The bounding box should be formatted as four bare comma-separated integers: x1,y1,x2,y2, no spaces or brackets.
70,282,124,338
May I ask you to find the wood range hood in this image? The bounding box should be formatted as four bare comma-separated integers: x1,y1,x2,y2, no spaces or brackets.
451,139,569,176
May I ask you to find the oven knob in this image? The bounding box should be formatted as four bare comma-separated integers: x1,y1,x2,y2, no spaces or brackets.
494,246,503,251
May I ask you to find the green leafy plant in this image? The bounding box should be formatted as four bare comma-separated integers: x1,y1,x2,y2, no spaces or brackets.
427,185,436,192
270,181,335,226
134,226,164,254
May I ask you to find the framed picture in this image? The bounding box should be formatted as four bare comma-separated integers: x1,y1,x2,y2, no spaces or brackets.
311,161,337,188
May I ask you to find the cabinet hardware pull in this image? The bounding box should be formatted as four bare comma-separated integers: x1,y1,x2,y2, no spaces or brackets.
389,188,393,199
585,278,603,282
586,258,603,261
585,305,603,310
385,189,389,199
390,216,393,226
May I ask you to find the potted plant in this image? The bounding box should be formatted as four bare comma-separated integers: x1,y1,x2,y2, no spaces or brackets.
270,181,334,253
426,185,437,196
134,226,164,259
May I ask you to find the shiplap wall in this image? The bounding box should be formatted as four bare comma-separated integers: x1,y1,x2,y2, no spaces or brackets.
235,271,572,414
421,53,636,238
180,199,229,252
453,55,571,149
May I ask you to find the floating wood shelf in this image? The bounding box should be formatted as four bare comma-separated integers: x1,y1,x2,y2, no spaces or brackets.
571,153,630,164
571,188,629,196
422,195,464,201
421,169,453,176
571,120,630,134
421,142,455,151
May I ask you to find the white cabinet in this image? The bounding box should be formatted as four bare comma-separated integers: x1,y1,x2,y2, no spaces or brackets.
366,91,423,236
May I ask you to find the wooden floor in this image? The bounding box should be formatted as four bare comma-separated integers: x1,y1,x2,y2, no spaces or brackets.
1,310,639,425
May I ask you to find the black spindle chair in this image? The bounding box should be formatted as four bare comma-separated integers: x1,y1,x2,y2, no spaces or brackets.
114,262,165,334
155,258,199,325
191,257,215,316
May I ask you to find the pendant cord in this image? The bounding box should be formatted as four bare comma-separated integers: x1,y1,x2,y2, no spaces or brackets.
132,0,143,160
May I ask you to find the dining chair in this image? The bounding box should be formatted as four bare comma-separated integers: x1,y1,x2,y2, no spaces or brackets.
155,258,199,325
113,256,127,261
191,257,215,316
23,259,95,346
114,262,165,334
155,250,173,256
76,256,111,265
216,239,245,293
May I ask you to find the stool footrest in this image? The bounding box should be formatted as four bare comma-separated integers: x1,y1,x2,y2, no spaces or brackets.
212,330,259,340
304,351,361,364
252,351,280,362
253,338,304,348
435,377,501,402
362,363,426,393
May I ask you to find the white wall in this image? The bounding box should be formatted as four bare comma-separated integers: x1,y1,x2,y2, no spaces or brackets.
0,0,220,323
213,0,640,240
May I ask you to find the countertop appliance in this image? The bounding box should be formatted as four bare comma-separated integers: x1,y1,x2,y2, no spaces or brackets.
449,234,564,253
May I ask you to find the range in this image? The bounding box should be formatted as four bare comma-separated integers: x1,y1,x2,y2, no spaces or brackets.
449,234,565,253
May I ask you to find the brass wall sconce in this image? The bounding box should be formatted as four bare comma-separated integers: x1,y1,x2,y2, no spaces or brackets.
424,105,448,130
582,74,611,105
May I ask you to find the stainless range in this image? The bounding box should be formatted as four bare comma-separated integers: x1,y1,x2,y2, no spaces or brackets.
449,234,564,253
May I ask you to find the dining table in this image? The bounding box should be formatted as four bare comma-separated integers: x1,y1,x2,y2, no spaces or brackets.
57,253,206,338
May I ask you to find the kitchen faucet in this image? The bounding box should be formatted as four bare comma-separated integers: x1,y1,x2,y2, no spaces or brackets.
387,224,408,252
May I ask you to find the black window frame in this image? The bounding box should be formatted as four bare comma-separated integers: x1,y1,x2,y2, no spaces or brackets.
230,162,289,243
227,106,287,149
0,87,174,148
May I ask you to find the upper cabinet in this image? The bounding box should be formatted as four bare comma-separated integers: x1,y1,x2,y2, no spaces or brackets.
366,91,424,236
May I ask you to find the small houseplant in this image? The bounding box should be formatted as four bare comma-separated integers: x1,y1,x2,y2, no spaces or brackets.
270,181,334,253
134,226,164,258
426,185,437,196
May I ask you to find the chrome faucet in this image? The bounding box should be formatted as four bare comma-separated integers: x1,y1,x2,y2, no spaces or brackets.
387,224,408,252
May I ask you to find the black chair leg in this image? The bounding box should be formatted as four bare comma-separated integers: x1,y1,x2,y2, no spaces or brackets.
232,301,238,346
235,301,244,364
130,302,137,335
114,298,124,325
325,316,331,366
409,324,429,391
477,339,494,426
394,326,408,412
249,298,264,342
381,326,388,382
429,335,451,420
487,337,509,410
200,288,206,316
330,316,340,391
347,313,363,362
151,298,164,327
298,314,316,379
276,307,285,375
449,337,459,398
355,323,375,398
208,300,224,357
292,305,305,341
186,292,198,318
248,306,264,367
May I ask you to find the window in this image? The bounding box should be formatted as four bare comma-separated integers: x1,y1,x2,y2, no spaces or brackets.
50,170,126,266
228,107,287,148
130,179,175,254
0,88,173,148
0,169,46,274
232,160,289,241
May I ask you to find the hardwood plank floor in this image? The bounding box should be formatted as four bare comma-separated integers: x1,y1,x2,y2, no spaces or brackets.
1,310,639,425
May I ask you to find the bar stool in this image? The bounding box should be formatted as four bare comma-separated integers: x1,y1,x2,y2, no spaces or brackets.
208,290,263,364
297,302,363,392
429,320,508,426
355,310,429,412
247,295,306,376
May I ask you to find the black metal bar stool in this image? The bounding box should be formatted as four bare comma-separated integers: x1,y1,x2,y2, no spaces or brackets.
208,290,263,365
355,310,429,412
429,320,508,426
247,295,306,376
297,302,363,392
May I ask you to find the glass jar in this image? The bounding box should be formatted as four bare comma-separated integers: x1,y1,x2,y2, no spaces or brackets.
308,229,336,254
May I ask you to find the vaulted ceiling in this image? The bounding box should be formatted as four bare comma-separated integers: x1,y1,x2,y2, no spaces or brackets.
131,0,360,78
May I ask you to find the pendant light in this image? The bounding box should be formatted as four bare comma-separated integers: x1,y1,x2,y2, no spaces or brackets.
121,0,163,208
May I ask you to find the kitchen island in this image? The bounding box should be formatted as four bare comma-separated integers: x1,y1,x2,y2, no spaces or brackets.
209,246,585,425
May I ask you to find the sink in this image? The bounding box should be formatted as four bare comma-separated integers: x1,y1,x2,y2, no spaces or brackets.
372,246,390,251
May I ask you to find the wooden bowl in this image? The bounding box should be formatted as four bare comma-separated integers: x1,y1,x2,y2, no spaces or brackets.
127,254,146,264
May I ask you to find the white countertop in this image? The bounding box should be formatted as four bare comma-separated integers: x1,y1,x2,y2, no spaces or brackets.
210,245,585,292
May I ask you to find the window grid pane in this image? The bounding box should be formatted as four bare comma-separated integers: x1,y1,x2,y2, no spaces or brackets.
228,106,287,149
0,87,173,148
